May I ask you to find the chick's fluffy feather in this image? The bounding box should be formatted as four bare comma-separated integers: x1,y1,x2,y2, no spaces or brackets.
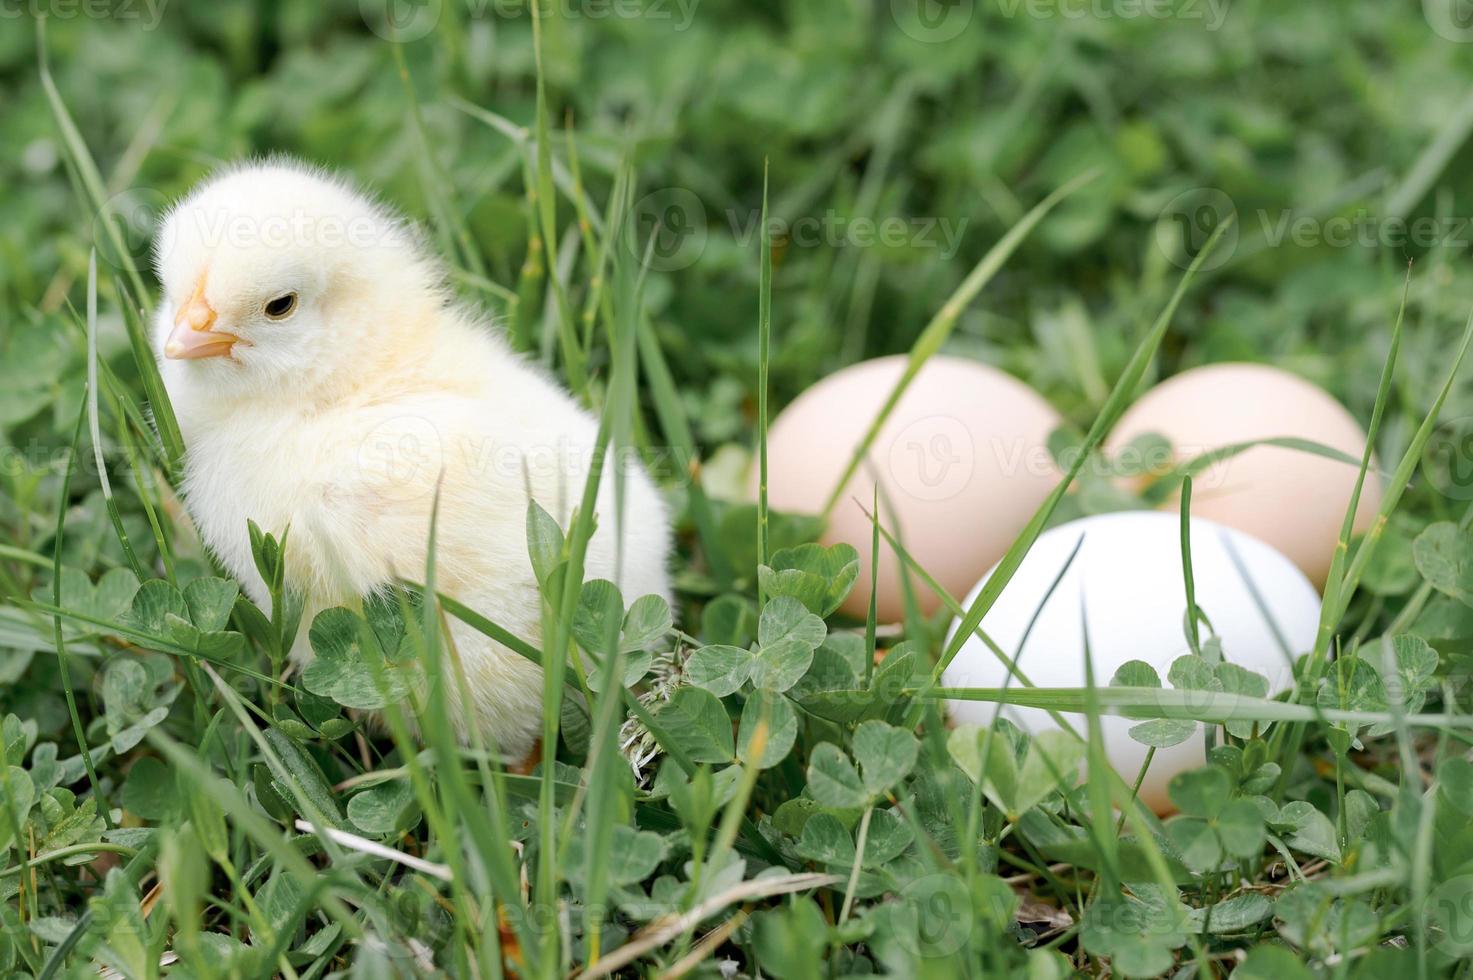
153,159,672,760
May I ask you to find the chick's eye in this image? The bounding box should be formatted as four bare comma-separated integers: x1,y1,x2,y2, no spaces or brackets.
263,292,298,320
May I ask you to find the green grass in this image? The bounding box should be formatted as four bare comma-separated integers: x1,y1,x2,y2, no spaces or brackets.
7,3,1473,978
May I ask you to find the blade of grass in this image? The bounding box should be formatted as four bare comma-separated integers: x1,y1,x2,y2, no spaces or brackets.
1385,86,1473,219
865,472,929,644
1275,285,1471,795
820,168,1100,519
582,873,840,979
1313,275,1429,666
1140,436,1390,505
59,285,177,580
540,225,583,369
415,489,539,974
87,252,209,730
437,587,716,784
578,202,644,967
49,388,111,825
113,397,177,584
147,729,363,933
919,685,1473,729
514,149,546,355
637,312,733,589
0,545,50,569
86,251,144,579
858,499,1077,728
37,21,147,306
1079,601,1120,888
18,597,292,690
863,485,879,687
404,620,533,975
567,120,612,353
34,836,160,980
921,214,1235,700
449,96,608,234
838,804,871,925
862,501,1169,831
537,410,612,969
572,606,625,967
200,663,349,841
38,20,183,473
755,161,773,603
1179,476,1201,657
529,0,586,393
390,44,487,282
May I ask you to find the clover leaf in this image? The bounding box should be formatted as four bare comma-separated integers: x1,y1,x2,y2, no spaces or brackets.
301,607,412,710
758,542,861,617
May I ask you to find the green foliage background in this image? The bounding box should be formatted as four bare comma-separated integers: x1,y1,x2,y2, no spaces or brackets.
6,1,1473,977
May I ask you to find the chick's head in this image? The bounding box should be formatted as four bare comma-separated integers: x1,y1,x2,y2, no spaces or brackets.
153,159,441,404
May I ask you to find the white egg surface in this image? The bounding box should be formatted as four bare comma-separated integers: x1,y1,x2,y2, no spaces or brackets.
942,510,1321,813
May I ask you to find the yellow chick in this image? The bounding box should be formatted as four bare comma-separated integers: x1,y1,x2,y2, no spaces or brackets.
151,159,673,763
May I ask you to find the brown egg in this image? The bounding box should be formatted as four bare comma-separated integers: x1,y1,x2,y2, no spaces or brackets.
1105,362,1381,589
756,354,1061,621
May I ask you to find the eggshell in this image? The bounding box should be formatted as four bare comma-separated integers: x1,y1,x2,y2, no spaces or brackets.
758,355,1061,621
1105,362,1380,589
942,510,1321,814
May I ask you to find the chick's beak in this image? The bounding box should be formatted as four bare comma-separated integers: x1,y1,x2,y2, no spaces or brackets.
165,280,240,360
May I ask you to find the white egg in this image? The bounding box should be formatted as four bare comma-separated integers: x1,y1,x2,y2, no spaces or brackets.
942,510,1321,814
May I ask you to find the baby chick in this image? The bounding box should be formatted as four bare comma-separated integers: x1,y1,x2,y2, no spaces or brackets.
152,159,672,763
